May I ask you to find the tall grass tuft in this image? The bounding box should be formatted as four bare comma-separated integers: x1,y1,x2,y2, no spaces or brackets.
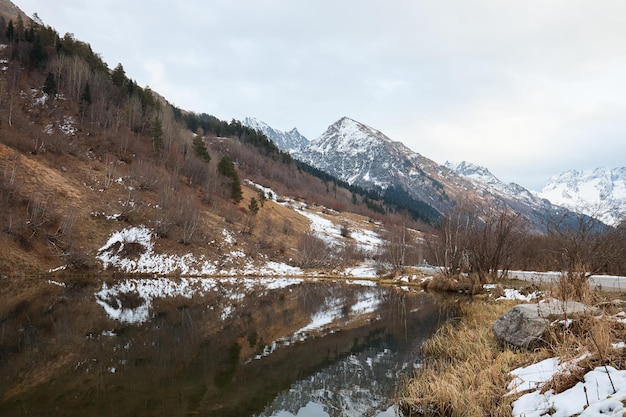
399,300,540,417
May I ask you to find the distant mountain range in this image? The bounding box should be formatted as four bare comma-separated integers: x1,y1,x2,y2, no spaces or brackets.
538,168,626,226
246,116,565,229
245,116,625,228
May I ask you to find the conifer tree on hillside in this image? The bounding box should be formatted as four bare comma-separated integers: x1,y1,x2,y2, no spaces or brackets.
193,135,211,162
111,63,126,89
29,33,47,68
248,197,259,213
218,156,243,203
43,72,57,97
5,19,14,42
151,118,164,150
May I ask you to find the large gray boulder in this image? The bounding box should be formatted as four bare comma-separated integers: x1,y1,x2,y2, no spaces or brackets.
492,301,598,348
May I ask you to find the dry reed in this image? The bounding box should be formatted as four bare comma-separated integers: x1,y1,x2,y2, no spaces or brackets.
400,291,626,417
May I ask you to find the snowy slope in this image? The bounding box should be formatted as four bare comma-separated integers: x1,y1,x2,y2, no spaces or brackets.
295,117,453,215
539,167,626,225
445,160,546,208
242,117,309,153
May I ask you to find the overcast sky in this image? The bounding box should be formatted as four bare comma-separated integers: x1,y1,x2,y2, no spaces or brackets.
15,0,626,191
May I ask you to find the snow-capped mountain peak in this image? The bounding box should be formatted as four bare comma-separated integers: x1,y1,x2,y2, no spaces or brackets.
242,117,309,153
444,161,501,188
306,117,396,157
539,167,626,225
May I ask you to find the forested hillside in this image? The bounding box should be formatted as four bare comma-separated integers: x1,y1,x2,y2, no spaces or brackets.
0,11,410,275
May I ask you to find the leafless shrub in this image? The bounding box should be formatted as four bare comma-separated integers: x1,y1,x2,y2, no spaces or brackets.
154,177,178,238
282,219,293,237
340,222,351,238
546,209,623,301
182,156,210,187
296,232,334,268
26,195,51,237
427,202,522,283
131,159,160,191
338,242,363,266
176,196,200,245
103,153,116,189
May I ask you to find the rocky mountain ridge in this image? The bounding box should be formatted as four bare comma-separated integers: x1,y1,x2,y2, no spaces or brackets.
289,117,563,230
242,117,309,153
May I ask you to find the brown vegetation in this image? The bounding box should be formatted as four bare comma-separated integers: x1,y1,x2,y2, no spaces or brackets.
400,290,626,417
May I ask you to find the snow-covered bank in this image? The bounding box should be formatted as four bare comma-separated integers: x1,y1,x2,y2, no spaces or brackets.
94,225,305,276
510,356,626,417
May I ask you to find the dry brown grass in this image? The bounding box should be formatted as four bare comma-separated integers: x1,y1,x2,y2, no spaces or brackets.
400,291,626,417
400,300,539,417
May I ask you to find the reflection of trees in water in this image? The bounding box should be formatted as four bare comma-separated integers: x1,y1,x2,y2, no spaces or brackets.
0,281,449,417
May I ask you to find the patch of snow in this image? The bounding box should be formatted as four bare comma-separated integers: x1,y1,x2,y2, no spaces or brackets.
509,354,626,417
498,288,538,302
60,116,76,136
222,229,235,244
508,357,561,396
344,262,378,278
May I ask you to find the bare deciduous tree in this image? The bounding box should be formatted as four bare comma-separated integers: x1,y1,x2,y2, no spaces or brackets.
546,208,623,300
427,202,522,283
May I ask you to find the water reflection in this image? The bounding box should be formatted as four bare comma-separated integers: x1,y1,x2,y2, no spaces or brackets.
0,277,449,417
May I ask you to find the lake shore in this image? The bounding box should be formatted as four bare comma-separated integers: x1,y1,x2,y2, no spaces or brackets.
399,282,626,417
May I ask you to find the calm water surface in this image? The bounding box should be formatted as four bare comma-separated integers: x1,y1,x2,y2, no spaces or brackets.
0,277,451,417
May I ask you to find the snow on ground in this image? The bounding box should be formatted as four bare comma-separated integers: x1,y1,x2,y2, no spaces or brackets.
298,210,342,246
94,225,304,277
344,261,378,278
246,179,383,253
510,358,626,417
504,307,626,417
298,209,383,254
484,284,539,301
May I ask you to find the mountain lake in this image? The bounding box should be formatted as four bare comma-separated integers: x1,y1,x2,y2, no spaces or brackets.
0,276,453,417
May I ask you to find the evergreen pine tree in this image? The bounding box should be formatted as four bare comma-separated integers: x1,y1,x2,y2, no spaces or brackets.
111,63,126,89
29,34,48,69
248,197,259,213
217,155,235,177
218,156,242,202
151,118,164,150
192,135,211,162
5,20,14,42
231,175,243,203
43,72,57,97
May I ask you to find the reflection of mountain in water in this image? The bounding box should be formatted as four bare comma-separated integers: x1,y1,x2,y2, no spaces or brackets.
255,310,435,417
1,279,449,417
